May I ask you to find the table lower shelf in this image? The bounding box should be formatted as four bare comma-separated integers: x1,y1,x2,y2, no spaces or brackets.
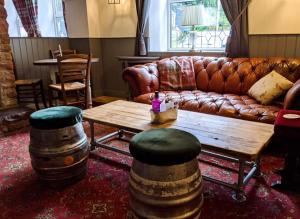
88,124,262,202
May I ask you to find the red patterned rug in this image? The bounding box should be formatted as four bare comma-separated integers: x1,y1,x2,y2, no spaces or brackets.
0,124,300,219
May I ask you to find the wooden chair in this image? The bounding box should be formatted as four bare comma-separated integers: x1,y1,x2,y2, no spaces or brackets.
50,49,77,83
13,58,47,110
50,49,76,58
48,54,92,109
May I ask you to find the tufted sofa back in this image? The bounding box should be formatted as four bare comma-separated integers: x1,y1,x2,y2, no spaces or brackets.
192,57,300,95
123,56,300,98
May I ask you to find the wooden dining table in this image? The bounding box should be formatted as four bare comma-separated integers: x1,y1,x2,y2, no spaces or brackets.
33,58,99,109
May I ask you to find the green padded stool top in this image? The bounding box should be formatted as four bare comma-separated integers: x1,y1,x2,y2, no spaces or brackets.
129,128,201,166
30,106,82,130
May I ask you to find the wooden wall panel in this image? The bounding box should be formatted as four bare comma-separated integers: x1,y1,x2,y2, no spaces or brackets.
295,38,300,57
10,37,70,89
101,38,136,98
285,35,297,57
249,35,300,58
10,39,23,79
89,38,104,96
99,36,300,98
10,36,300,99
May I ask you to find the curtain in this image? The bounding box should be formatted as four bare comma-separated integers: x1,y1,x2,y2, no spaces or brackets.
135,0,152,56
12,0,41,37
62,0,68,36
220,0,250,57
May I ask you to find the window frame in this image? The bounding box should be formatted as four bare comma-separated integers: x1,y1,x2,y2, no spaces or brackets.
167,0,229,52
15,16,23,37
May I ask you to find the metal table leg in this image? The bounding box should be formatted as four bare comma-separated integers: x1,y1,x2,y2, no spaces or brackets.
88,128,133,157
89,121,96,151
85,123,263,201
232,159,247,202
254,155,262,177
118,129,124,138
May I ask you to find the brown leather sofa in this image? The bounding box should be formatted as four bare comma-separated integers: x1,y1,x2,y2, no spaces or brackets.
123,57,300,124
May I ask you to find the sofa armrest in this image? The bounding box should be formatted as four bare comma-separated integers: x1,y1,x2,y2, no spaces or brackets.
122,63,159,98
284,79,300,110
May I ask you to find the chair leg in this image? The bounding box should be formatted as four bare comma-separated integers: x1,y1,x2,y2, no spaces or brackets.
16,85,21,104
84,88,88,109
32,84,40,110
49,89,54,107
40,81,47,108
76,90,80,102
62,91,68,106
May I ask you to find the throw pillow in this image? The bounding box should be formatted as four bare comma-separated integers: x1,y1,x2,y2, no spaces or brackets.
158,57,196,91
248,70,294,105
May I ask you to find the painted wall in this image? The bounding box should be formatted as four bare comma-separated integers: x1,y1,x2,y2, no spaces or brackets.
248,0,300,57
96,0,137,38
86,0,101,38
65,0,300,37
248,0,300,34
65,0,137,38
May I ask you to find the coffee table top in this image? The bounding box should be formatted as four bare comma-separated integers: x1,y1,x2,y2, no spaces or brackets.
83,100,274,160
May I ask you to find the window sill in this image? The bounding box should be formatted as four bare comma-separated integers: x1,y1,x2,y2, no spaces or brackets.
149,50,226,57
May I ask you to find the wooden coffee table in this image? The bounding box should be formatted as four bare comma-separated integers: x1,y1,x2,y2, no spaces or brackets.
83,100,274,201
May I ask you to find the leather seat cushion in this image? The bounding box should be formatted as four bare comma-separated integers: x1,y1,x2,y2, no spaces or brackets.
30,106,82,129
129,128,201,166
134,91,281,123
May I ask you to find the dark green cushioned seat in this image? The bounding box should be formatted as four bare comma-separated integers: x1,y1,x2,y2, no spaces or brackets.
30,106,82,130
129,128,201,166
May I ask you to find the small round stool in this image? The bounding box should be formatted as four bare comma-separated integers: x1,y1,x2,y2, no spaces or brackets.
129,128,203,219
29,106,89,186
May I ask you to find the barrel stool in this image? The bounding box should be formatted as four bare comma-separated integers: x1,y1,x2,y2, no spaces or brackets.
129,128,203,219
29,106,89,186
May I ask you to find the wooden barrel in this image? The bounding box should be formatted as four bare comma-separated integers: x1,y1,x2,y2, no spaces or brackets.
129,158,204,219
29,106,89,186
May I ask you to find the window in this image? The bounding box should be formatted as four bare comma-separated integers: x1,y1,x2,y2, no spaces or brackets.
168,0,230,51
4,0,67,37
52,0,67,37
4,0,27,37
148,0,230,52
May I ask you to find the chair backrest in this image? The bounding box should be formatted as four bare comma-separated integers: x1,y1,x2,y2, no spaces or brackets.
57,54,92,88
50,49,76,59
